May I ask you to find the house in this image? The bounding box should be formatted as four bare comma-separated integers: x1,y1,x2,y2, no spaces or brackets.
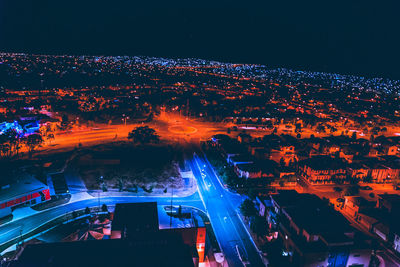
347,162,369,181
357,211,380,232
374,222,390,241
276,166,296,178
248,143,265,156
364,161,400,184
217,141,243,161
237,133,252,143
383,145,398,156
210,134,230,146
350,156,400,184
228,154,253,166
368,147,378,157
252,148,271,160
393,230,400,253
343,196,375,218
256,196,272,218
377,194,400,214
260,159,279,178
234,163,262,179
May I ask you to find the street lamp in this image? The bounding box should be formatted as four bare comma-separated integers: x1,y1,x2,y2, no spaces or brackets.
122,114,129,126
170,187,174,229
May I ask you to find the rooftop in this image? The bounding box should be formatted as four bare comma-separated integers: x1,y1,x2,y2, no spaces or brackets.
12,232,195,267
273,191,354,239
111,202,159,236
301,155,347,170
0,176,48,203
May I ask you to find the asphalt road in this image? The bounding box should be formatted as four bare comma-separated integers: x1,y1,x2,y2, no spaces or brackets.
1,150,265,267
190,154,265,267
0,193,204,251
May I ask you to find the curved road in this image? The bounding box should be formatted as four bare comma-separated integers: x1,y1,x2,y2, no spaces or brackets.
1,153,265,267
0,193,204,251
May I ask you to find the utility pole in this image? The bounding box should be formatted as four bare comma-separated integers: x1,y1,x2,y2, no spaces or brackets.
186,98,189,120
170,187,173,229
39,77,44,106
19,229,23,246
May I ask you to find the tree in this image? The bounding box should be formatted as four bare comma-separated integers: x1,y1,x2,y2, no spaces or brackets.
145,112,154,122
85,207,91,215
118,178,124,192
316,124,326,133
101,204,108,212
0,132,10,158
178,205,182,216
351,131,357,140
247,188,258,200
344,185,360,196
333,186,343,193
251,216,268,237
370,134,375,142
47,133,55,145
240,199,257,219
72,210,78,219
128,126,160,144
4,128,19,157
60,114,70,130
26,134,43,156
295,123,302,133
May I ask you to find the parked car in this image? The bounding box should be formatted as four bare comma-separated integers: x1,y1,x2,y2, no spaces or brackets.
360,186,373,190
337,198,345,203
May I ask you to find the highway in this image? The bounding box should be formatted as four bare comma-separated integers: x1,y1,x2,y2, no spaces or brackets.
0,193,204,251
190,153,265,267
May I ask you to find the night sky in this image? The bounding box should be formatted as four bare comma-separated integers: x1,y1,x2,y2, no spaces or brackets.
0,0,399,78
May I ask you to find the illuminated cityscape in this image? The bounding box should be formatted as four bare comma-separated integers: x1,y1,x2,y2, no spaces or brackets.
1,1,400,267
0,52,399,266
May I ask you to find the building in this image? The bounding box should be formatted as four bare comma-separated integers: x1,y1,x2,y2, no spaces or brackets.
393,230,400,253
110,202,207,265
10,232,195,267
343,196,376,218
351,156,400,184
234,163,262,179
237,133,252,143
377,194,400,214
347,162,369,181
299,156,347,184
256,195,272,218
268,190,372,266
111,202,159,239
0,177,51,218
228,154,254,166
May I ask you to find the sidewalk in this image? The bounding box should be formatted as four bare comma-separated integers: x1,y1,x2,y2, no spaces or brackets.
236,209,269,266
7,192,93,224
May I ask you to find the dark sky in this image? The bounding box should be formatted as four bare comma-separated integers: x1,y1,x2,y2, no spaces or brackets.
0,0,399,78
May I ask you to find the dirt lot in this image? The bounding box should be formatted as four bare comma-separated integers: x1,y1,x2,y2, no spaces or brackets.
73,142,184,191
